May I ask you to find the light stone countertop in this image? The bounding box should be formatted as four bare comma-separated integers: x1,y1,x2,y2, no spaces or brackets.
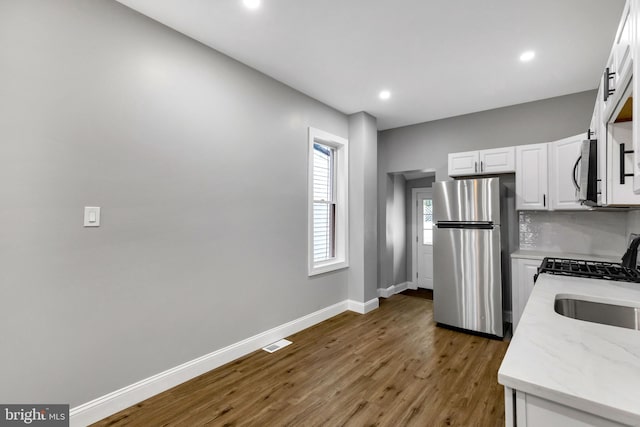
510,249,621,263
498,273,640,425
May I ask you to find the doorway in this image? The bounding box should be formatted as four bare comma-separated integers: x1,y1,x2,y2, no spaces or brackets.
412,188,433,289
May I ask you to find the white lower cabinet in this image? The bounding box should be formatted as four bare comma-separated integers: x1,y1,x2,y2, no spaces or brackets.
511,257,540,332
505,387,627,427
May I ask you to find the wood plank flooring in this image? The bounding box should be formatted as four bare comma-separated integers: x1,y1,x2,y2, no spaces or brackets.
93,295,509,426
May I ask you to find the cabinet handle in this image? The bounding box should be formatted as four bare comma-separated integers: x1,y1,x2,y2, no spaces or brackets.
572,156,581,192
603,67,615,102
475,161,478,173
620,143,634,185
587,128,594,139
481,161,484,172
543,194,546,207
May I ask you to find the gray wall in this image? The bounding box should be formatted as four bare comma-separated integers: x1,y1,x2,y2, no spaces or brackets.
379,90,597,182
379,174,407,288
348,112,378,303
378,90,597,288
0,0,350,406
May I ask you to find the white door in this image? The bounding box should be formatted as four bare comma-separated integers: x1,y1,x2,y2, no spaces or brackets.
416,191,433,289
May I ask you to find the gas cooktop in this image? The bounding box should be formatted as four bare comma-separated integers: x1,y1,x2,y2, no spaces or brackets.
537,257,640,283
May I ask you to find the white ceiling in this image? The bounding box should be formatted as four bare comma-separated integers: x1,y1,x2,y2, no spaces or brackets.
116,0,625,130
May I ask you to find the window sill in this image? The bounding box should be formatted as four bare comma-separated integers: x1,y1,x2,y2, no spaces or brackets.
308,259,349,276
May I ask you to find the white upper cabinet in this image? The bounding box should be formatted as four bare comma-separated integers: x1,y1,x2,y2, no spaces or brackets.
448,151,479,176
592,84,608,205
549,134,589,210
633,0,640,194
479,147,515,174
603,1,633,121
448,147,515,177
516,143,548,210
607,120,638,205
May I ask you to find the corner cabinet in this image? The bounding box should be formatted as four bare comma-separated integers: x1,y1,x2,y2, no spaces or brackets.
515,143,548,210
448,147,515,177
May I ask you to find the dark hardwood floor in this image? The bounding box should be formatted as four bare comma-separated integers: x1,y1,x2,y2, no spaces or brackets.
400,288,433,300
93,295,509,426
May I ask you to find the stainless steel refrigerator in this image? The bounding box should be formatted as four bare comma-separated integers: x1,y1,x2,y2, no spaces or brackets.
433,178,505,337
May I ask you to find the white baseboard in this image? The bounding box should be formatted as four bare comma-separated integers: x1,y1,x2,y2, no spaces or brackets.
70,300,349,427
377,281,410,298
347,297,379,314
395,282,410,293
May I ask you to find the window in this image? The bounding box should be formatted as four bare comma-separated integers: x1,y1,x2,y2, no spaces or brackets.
308,127,348,276
313,143,335,262
422,199,433,245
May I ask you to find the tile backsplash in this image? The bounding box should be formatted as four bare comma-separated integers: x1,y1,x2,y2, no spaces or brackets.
519,210,629,256
627,210,640,239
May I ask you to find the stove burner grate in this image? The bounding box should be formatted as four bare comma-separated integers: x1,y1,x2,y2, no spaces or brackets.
537,258,640,283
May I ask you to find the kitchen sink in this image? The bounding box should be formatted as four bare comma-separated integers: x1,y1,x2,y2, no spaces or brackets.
554,297,640,330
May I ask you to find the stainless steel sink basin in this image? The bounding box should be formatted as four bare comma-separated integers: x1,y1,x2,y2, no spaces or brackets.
554,297,640,330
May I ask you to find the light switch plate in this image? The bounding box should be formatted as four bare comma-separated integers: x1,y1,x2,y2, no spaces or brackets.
84,207,101,227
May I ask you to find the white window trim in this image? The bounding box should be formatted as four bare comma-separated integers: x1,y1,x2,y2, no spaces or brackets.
308,127,349,276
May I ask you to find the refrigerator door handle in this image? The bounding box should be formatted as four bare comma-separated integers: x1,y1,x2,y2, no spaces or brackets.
436,221,494,229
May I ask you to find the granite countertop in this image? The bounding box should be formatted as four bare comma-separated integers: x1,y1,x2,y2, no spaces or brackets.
498,274,640,425
511,249,621,263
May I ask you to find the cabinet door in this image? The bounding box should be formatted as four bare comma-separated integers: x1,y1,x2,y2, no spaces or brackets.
633,0,640,194
517,392,627,427
512,258,540,333
479,147,515,174
592,83,608,204
549,135,588,210
607,121,640,205
613,3,632,100
448,151,479,177
516,143,548,210
603,2,633,122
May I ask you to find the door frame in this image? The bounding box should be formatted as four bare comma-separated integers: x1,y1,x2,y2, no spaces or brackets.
411,187,433,289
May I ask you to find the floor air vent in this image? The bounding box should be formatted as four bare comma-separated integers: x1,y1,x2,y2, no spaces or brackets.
262,339,292,353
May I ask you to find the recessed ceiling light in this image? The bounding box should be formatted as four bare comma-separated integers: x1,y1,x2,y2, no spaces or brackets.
243,0,261,9
379,90,391,100
520,50,535,62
